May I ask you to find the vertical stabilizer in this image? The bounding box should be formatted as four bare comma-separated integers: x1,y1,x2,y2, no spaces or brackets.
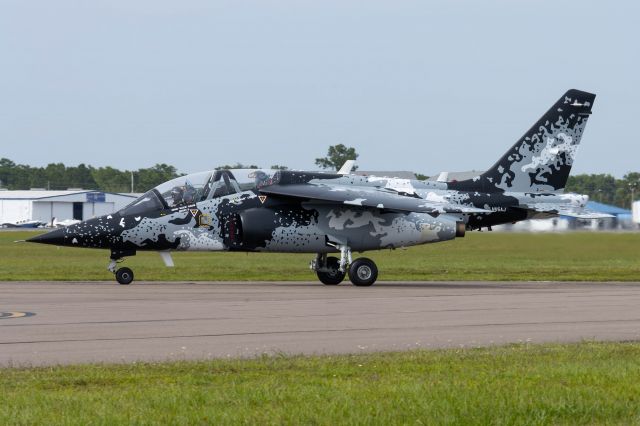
449,89,596,193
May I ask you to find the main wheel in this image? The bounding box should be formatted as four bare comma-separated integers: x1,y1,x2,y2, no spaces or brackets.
348,258,378,287
316,256,346,285
115,267,134,285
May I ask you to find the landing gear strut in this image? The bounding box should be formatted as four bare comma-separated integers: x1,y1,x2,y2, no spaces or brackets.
108,249,136,285
312,254,346,285
311,244,379,286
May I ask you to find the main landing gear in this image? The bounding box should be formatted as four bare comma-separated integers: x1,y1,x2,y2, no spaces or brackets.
311,245,378,287
108,250,136,285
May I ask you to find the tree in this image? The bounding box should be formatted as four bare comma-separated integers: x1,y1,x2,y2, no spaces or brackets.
91,167,131,193
43,163,67,189
67,164,98,189
136,164,179,192
566,174,617,205
565,173,639,208
215,163,259,170
619,172,640,208
270,165,288,170
0,158,179,192
315,144,359,171
0,158,17,188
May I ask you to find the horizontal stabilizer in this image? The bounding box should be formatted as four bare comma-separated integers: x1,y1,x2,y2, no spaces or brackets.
260,184,490,214
518,203,614,219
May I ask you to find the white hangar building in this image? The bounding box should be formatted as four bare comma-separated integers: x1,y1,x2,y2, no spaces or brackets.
0,190,137,225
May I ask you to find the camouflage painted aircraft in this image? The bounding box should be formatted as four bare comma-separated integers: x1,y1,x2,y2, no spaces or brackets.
28,89,607,286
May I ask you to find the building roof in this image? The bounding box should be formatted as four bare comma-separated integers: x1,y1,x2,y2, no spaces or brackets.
0,190,136,200
586,201,631,215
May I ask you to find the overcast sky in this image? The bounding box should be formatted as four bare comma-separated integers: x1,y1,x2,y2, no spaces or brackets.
1,0,638,176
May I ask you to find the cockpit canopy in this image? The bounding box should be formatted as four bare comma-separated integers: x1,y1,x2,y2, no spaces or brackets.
119,169,278,216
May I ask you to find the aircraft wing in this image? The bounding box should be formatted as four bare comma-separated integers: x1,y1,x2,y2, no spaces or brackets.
259,184,489,214
518,203,614,219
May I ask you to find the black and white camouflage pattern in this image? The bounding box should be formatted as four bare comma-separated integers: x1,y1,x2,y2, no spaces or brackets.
29,90,607,258
450,89,595,193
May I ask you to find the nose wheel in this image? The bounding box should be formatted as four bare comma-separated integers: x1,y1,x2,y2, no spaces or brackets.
115,267,134,285
108,249,137,285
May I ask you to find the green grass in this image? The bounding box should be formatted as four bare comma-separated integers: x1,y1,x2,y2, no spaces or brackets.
2,342,640,425
2,231,639,281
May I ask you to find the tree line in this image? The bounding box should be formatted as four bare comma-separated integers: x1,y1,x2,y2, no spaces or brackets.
565,173,640,209
1,146,638,209
0,158,179,193
0,145,357,193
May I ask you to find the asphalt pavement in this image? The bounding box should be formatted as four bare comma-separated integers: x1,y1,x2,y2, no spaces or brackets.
2,281,640,366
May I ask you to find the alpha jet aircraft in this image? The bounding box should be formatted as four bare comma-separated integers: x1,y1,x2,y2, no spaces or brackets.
28,89,607,286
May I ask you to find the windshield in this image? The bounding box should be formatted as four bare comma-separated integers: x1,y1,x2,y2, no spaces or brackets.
119,169,280,215
155,171,214,208
119,189,166,216
119,171,213,215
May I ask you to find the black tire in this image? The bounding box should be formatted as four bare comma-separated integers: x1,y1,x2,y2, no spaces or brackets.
348,258,378,287
115,267,134,285
316,256,346,285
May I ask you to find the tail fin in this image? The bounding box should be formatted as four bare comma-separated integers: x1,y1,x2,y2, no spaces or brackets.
449,89,596,193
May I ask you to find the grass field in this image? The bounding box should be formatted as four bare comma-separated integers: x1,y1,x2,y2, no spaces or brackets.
1,342,639,425
1,231,639,281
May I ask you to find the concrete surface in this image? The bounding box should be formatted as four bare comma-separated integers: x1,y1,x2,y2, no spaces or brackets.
2,281,640,366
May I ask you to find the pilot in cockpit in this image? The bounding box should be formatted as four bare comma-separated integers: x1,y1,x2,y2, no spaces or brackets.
170,180,197,206
248,170,271,188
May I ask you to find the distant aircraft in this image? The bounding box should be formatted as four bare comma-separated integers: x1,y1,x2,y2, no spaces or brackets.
2,220,46,229
52,218,82,228
28,89,609,286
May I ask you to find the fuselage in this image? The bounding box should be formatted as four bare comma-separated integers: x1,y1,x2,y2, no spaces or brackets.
29,169,587,255
24,89,598,287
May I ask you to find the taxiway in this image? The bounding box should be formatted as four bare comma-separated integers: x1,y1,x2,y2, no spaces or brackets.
2,281,640,366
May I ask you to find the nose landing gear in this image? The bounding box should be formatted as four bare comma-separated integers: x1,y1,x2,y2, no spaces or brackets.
115,267,134,285
108,249,136,285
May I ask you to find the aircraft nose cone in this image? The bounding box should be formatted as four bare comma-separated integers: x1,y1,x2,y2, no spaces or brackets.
27,218,117,249
27,228,67,245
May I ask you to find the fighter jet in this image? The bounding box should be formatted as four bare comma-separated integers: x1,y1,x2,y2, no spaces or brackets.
28,89,607,286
